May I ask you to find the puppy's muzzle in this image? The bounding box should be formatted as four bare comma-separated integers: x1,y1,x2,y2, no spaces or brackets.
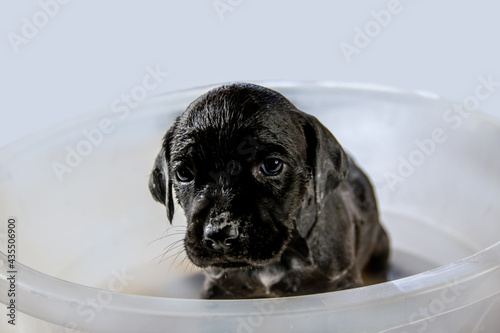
203,212,239,252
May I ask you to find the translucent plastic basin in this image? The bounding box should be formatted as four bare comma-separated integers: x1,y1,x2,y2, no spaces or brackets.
1,82,499,333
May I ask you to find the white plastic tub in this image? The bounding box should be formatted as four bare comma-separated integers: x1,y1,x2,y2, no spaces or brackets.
1,82,499,333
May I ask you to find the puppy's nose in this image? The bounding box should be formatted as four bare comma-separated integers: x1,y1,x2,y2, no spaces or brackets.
203,223,239,252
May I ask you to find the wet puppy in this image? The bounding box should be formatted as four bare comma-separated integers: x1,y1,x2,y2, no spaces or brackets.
149,83,389,298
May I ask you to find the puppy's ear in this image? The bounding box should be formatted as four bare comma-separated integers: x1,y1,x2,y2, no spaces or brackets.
149,130,175,224
303,114,349,198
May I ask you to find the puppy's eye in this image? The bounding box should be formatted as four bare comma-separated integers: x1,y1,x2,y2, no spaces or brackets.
260,158,284,176
176,167,194,182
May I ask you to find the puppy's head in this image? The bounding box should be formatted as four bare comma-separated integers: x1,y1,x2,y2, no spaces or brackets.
150,83,348,269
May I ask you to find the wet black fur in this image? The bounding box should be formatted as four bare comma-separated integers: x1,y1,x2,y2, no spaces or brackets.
149,83,389,298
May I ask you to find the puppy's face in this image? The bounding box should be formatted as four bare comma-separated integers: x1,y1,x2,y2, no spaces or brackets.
150,83,348,270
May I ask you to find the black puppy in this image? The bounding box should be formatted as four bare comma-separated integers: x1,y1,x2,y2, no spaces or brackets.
149,83,389,298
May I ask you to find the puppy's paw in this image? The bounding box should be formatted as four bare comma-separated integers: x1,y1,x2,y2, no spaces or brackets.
201,283,226,299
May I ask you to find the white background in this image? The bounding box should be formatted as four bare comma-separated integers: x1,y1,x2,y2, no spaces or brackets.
1,0,499,149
